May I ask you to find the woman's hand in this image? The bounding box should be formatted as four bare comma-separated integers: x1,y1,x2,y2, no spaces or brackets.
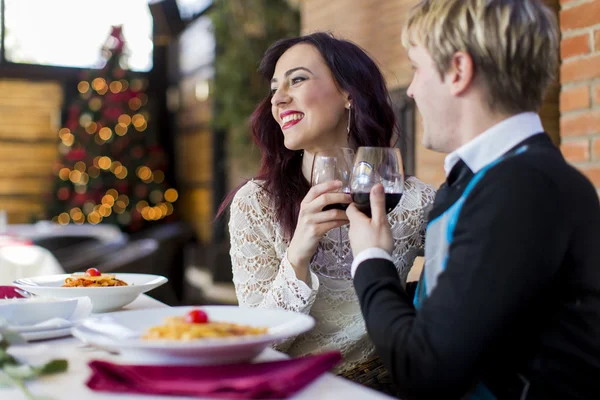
287,180,351,282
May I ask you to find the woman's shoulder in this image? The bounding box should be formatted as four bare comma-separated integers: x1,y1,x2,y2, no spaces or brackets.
232,179,273,212
402,176,437,208
234,179,267,199
405,176,436,195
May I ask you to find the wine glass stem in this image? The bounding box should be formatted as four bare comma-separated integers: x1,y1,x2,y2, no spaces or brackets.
338,226,343,266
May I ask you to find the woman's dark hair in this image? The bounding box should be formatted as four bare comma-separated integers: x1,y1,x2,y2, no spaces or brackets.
218,32,399,239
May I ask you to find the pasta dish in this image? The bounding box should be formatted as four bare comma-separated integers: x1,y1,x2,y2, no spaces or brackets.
142,309,268,340
62,273,128,287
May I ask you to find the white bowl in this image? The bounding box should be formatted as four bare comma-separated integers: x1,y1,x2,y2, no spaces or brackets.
0,297,78,326
72,306,315,365
12,273,168,313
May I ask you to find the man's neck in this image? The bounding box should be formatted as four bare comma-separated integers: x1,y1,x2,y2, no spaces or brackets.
453,109,516,152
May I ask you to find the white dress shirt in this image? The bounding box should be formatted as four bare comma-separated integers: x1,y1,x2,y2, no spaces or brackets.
351,112,545,278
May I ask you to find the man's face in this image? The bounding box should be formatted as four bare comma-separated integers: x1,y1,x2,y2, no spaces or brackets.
407,45,457,153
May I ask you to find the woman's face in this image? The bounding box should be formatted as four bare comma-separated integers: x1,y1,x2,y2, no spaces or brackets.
270,43,349,154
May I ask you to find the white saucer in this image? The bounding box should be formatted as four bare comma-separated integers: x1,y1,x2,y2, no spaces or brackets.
20,327,73,341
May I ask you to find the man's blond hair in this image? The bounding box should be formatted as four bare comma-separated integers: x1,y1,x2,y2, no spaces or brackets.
402,0,559,114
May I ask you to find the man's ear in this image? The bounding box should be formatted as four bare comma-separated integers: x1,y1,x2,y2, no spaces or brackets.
447,51,474,96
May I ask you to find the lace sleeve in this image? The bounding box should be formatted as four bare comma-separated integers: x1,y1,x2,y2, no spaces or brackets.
228,181,319,314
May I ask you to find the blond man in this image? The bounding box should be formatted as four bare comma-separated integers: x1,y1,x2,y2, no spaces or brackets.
347,0,600,399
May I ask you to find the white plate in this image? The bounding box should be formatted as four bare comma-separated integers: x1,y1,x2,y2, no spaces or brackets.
0,297,78,325
72,306,315,365
20,327,73,341
13,273,168,313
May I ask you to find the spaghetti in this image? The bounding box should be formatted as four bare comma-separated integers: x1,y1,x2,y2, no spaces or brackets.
142,312,268,340
62,273,128,287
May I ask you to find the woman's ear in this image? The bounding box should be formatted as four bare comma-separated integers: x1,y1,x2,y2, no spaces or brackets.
343,92,352,109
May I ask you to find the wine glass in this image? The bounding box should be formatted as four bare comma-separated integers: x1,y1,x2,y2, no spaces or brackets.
310,148,354,279
350,147,404,217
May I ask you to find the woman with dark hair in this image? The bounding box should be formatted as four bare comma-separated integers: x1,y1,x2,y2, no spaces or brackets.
221,32,435,374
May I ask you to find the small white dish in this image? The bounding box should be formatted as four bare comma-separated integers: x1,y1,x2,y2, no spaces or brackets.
20,327,73,341
72,306,315,365
13,273,168,313
0,297,78,326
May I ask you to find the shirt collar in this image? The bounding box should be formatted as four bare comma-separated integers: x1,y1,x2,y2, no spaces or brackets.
444,112,544,176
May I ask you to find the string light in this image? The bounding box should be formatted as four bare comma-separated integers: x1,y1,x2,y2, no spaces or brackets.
85,122,98,134
109,81,123,93
98,157,112,170
92,78,107,92
61,133,74,146
74,162,86,172
119,79,129,91
69,170,82,183
77,81,90,94
58,168,70,180
136,166,152,181
115,123,128,136
99,127,112,141
129,97,142,110
164,188,178,203
114,166,128,179
57,213,70,225
153,170,165,183
58,128,71,139
89,97,102,111
118,114,132,125
136,200,149,212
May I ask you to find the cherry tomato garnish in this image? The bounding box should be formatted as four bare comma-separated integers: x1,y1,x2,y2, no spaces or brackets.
185,309,208,324
85,267,101,277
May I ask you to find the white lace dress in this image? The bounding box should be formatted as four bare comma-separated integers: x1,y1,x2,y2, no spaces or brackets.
229,176,436,372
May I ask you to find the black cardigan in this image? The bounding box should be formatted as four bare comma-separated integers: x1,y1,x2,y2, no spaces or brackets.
353,134,600,399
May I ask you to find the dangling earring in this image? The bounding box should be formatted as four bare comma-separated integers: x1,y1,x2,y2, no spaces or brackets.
346,104,352,134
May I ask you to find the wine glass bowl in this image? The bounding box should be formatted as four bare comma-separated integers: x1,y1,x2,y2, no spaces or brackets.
350,147,404,218
310,148,354,211
310,148,354,279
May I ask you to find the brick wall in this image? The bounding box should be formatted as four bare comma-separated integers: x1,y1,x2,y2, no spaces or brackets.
559,0,600,193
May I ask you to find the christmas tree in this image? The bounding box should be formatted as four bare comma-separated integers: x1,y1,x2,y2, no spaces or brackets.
47,26,177,233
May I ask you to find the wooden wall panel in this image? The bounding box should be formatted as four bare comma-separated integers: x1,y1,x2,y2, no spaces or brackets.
177,131,213,184
0,79,63,224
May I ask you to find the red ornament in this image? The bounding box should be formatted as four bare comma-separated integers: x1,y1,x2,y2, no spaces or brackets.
57,187,70,201
74,193,88,205
66,148,86,161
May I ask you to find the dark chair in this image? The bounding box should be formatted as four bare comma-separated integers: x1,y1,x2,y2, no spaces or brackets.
52,237,128,274
94,238,175,303
131,222,195,305
33,236,98,253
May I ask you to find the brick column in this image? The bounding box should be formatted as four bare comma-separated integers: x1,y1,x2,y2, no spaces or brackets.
559,0,600,193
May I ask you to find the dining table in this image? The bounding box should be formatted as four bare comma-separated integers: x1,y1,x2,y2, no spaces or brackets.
1,294,394,400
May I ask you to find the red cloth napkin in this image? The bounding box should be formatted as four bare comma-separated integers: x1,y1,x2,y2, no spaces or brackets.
87,351,342,399
0,286,24,299
0,235,32,247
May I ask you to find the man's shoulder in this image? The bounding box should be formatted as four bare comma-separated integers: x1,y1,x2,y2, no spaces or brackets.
484,147,596,197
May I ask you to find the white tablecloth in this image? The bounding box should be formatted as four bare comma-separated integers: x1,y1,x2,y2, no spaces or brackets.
1,295,393,400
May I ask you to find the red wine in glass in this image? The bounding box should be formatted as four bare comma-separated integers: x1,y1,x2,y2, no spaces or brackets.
350,147,404,218
351,192,402,217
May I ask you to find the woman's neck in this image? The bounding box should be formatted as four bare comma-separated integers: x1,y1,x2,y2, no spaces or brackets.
301,151,314,183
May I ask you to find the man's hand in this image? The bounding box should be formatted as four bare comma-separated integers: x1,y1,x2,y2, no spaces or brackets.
347,184,393,256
